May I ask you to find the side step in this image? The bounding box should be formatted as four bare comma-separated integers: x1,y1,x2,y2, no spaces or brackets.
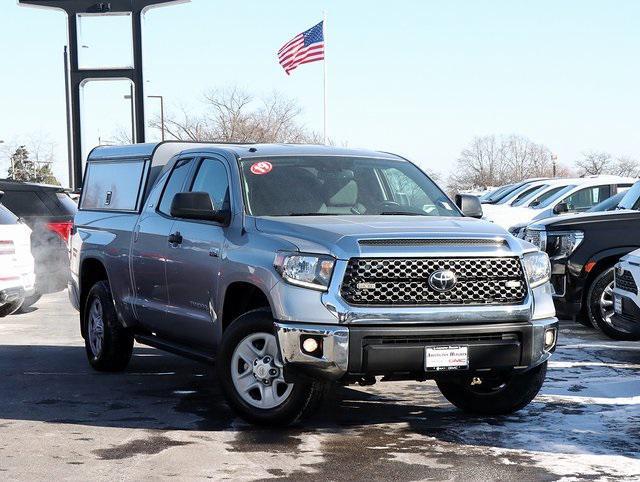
134,334,216,365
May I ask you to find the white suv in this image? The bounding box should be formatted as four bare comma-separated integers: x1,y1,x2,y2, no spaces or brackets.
0,202,35,317
612,250,640,340
484,176,635,230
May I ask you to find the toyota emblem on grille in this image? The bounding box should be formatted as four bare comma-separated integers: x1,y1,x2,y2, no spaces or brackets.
428,269,458,292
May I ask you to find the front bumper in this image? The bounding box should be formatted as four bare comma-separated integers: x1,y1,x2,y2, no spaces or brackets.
275,317,558,381
611,291,640,336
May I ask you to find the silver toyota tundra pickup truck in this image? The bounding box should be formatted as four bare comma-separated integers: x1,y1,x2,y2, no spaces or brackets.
69,142,558,426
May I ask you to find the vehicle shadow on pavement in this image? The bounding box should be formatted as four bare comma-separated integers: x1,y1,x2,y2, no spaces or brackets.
0,340,638,461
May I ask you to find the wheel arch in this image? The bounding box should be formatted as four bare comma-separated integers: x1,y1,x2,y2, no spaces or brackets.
78,256,111,338
581,246,636,310
221,281,273,333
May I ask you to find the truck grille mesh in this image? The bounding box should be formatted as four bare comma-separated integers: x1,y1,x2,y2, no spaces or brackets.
340,257,527,306
615,270,638,294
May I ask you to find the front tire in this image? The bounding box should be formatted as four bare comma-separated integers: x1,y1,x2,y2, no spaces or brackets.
0,298,24,318
84,280,133,372
436,362,547,415
587,268,639,340
216,310,329,426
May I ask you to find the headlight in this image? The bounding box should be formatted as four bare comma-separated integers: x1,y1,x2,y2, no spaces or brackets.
523,228,546,250
523,251,551,288
549,231,584,258
274,253,335,291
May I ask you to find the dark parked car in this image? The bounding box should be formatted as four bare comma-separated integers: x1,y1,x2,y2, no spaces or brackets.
0,180,77,308
508,190,628,237
522,180,640,338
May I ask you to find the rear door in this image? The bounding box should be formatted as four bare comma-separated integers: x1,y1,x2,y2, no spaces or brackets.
163,156,231,349
131,157,195,334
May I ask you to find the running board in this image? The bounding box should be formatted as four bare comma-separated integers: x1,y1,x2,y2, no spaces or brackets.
134,334,216,365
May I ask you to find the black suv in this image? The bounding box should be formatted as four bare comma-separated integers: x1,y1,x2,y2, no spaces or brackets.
521,180,640,339
0,180,77,308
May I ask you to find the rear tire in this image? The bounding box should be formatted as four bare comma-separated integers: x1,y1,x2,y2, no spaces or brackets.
0,298,24,318
587,268,639,340
436,362,547,415
216,310,329,426
84,280,133,372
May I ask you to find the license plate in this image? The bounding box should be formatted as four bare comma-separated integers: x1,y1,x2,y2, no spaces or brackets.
614,295,623,315
425,345,469,371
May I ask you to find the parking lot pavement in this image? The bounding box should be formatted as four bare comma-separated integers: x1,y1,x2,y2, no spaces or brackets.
0,292,639,481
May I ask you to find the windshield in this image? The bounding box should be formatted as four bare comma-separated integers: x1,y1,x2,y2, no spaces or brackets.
498,183,545,205
239,156,460,217
531,184,576,209
617,181,640,210
485,183,518,203
478,187,498,201
588,191,624,212
512,184,549,207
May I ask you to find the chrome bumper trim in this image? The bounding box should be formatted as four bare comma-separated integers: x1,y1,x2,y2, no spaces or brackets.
275,317,558,380
274,322,349,380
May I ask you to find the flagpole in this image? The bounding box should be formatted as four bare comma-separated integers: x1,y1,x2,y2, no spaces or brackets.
323,10,328,145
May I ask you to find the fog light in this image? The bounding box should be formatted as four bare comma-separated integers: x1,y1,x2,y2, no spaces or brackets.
302,336,322,356
544,329,557,350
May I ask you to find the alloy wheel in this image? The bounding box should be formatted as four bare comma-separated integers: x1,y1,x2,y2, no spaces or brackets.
599,280,615,326
231,332,293,410
88,298,104,357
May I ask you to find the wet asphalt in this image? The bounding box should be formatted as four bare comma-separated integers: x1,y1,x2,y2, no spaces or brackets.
0,291,639,481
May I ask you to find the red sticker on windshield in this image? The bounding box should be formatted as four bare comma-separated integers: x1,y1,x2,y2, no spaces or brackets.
250,161,273,175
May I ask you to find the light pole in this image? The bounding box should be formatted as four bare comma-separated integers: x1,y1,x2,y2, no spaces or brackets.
551,153,558,177
123,84,135,143
148,95,165,141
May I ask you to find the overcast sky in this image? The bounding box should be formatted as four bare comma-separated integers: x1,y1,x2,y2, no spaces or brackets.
2,0,640,187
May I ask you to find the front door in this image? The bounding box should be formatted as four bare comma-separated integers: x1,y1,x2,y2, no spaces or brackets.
131,157,194,335
164,157,231,349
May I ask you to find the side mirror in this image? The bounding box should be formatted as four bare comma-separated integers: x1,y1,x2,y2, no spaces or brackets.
455,194,484,218
553,202,569,215
170,192,230,224
0,191,4,202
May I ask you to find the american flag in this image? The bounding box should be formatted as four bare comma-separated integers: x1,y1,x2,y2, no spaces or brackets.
278,21,325,75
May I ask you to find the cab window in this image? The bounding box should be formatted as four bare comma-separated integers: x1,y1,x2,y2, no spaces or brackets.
190,159,231,212
158,158,193,215
562,185,611,212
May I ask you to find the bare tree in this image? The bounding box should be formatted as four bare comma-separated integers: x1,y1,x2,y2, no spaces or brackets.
612,155,640,177
447,134,568,193
575,151,613,176
150,86,320,144
448,135,506,192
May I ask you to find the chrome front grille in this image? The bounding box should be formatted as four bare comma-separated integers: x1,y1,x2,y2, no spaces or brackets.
340,257,527,306
615,269,638,295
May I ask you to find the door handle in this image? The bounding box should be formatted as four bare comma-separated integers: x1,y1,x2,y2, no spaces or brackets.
209,247,220,257
168,231,183,245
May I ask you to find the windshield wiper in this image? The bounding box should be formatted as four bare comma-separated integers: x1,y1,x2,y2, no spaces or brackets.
287,212,336,216
379,211,426,216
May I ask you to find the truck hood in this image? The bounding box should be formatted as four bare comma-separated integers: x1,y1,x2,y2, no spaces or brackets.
253,215,518,259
